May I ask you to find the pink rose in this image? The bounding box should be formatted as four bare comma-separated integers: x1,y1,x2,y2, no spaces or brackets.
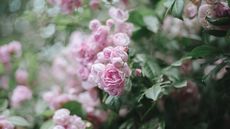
111,57,124,68
43,88,70,109
111,46,128,62
89,19,101,32
99,64,125,96
109,7,129,23
11,85,32,107
15,69,28,85
7,41,21,56
78,65,90,81
122,63,131,77
106,19,114,28
135,68,142,76
93,26,109,44
0,116,14,129
115,22,134,36
213,2,230,17
90,0,100,10
88,63,105,84
53,125,65,129
53,108,70,126
67,115,86,129
184,3,197,19
113,33,130,46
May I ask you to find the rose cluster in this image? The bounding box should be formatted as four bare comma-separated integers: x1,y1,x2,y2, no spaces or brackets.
0,41,21,70
71,7,133,96
52,108,86,129
42,43,107,125
0,41,32,108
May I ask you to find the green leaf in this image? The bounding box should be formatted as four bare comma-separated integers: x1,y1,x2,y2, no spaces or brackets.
164,0,176,18
143,16,160,33
8,116,30,127
171,0,185,19
206,16,230,26
173,81,187,88
62,101,86,118
0,99,8,111
188,45,220,58
204,29,227,37
228,0,230,6
145,84,162,101
0,63,4,74
40,120,55,129
171,56,192,67
142,59,161,79
128,11,145,26
104,96,121,112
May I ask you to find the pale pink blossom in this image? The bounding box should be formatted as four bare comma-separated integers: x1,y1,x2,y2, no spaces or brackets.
53,108,70,126
89,19,101,32
99,64,125,96
213,2,230,17
78,65,90,81
106,19,114,28
53,125,65,129
43,88,70,109
184,3,197,19
109,7,129,23
90,0,100,10
0,116,14,129
77,91,100,112
15,69,28,85
49,0,82,13
115,22,133,36
7,41,21,56
111,57,124,68
135,68,142,76
122,63,131,77
113,33,130,46
88,63,105,84
111,46,128,62
93,26,109,45
67,115,86,129
11,85,32,107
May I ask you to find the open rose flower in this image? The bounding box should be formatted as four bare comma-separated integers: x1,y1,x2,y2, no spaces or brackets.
11,85,32,107
99,64,125,96
113,33,130,46
109,7,129,23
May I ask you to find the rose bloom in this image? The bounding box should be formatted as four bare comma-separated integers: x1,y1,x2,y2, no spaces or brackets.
11,85,32,107
0,116,14,129
109,7,129,23
99,64,125,96
112,33,130,46
67,115,86,129
53,108,71,126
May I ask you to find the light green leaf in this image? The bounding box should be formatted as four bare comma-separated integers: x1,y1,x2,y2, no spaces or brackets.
0,99,8,111
173,81,187,88
62,101,86,118
188,45,220,58
40,120,55,129
143,16,160,33
171,56,192,67
8,116,30,127
145,85,162,101
171,0,184,19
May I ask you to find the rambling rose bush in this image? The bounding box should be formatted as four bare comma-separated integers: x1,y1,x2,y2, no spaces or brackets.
1,0,230,129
